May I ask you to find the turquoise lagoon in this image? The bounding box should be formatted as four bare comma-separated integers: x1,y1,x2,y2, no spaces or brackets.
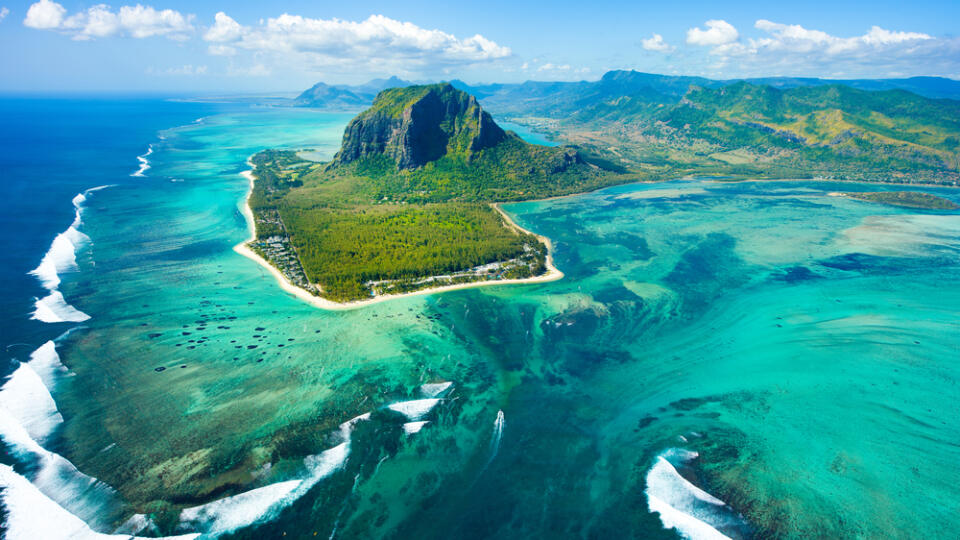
3,104,960,539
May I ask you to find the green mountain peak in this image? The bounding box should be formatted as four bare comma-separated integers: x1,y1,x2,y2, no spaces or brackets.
333,83,507,170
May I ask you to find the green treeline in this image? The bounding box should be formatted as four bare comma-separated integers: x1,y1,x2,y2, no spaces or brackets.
282,203,540,301
247,151,554,301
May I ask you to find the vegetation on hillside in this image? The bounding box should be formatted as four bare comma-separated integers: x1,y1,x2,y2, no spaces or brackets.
247,85,618,302
492,76,960,186
843,191,960,210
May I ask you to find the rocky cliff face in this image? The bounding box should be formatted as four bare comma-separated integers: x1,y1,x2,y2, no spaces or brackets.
333,83,508,170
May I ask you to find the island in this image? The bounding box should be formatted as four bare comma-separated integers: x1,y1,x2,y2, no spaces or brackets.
237,83,628,306
840,190,960,209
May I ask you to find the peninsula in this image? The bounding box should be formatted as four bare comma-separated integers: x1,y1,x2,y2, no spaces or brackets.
238,83,625,305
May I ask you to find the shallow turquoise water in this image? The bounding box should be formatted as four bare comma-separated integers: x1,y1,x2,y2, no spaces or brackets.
5,106,960,539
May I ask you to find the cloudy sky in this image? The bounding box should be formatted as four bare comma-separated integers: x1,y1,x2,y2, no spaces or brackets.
1,0,958,92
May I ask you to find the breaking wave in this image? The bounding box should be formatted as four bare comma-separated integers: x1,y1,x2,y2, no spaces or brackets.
0,464,200,540
645,448,750,540
131,145,153,177
28,187,103,323
32,290,91,323
177,414,363,537
2,339,446,539
0,341,124,531
29,224,88,290
402,421,429,435
387,398,441,421
420,381,453,397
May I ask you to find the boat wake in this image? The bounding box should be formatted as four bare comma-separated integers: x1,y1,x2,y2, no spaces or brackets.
490,410,505,459
645,448,751,540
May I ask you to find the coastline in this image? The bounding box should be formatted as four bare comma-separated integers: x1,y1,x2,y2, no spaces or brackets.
234,161,952,312
233,163,564,311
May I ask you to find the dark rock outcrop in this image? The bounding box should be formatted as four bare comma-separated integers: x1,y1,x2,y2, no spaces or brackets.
333,83,507,170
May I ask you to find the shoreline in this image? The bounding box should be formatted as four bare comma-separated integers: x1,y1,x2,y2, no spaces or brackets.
233,163,565,311
234,161,954,311
694,175,960,190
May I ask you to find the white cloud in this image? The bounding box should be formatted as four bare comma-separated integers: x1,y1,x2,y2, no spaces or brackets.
641,33,673,52
686,20,738,46
117,5,192,39
147,64,208,76
204,11,242,43
0,7,10,23
24,0,64,29
750,20,931,55
207,44,237,56
226,63,271,77
537,63,570,71
23,1,193,40
202,12,511,74
696,20,957,78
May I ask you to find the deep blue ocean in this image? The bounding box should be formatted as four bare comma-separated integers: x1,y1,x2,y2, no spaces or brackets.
0,98,227,356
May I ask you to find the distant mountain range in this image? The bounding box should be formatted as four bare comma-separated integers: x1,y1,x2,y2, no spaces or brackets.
294,70,960,111
294,70,960,185
252,83,620,301
293,76,412,109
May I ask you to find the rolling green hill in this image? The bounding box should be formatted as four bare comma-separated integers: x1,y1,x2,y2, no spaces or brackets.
539,80,960,184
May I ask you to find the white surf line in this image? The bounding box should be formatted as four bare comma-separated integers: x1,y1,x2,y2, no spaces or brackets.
177,413,368,537
420,381,453,398
131,145,153,177
402,421,429,435
29,188,104,323
2,337,445,540
0,465,199,540
645,448,750,540
0,341,124,531
387,398,441,421
233,161,565,312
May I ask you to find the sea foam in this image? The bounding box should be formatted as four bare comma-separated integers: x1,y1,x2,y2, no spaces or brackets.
645,448,750,540
0,342,122,531
178,414,362,536
0,340,67,445
387,398,441,421
420,381,453,397
29,226,89,290
32,290,91,323
402,421,429,435
0,410,123,531
0,363,63,445
29,188,97,323
0,464,198,540
179,480,303,537
131,145,153,177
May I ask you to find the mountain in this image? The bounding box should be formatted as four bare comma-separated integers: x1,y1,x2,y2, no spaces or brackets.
246,84,625,302
553,80,960,184
293,76,412,109
333,83,507,170
296,71,960,116
473,70,960,117
321,83,615,202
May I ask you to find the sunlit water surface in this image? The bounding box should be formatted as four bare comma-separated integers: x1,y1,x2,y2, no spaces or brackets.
2,102,959,539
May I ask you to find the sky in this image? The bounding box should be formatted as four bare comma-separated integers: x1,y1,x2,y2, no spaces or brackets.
1,0,958,93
